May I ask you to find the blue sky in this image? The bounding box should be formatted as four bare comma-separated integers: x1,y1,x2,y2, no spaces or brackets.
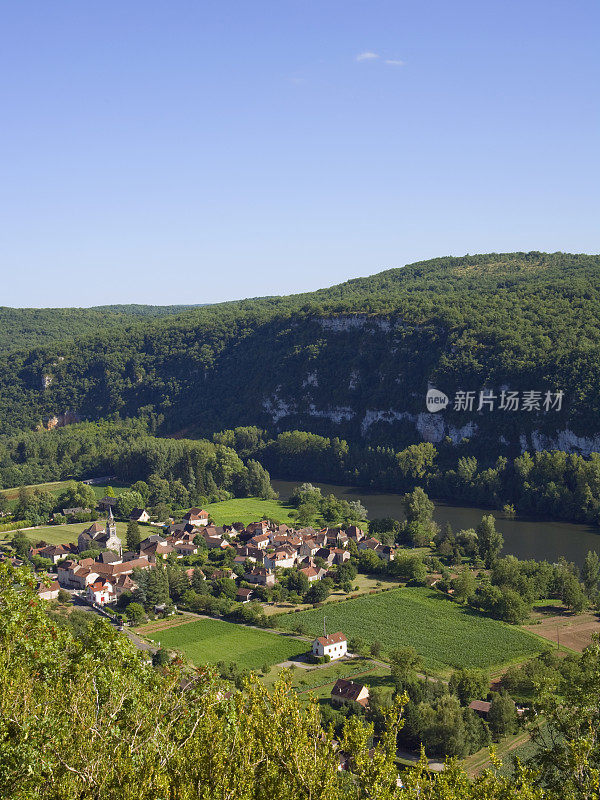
1,1,599,307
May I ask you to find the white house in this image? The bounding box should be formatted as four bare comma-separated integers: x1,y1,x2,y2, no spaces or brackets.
57,560,99,589
249,533,271,549
36,579,61,600
312,632,347,661
30,543,76,564
264,547,297,569
183,508,210,526
129,508,150,523
86,578,116,605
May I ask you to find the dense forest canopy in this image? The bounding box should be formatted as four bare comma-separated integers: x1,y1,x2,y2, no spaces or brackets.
1,252,600,458
0,420,274,506
0,304,202,354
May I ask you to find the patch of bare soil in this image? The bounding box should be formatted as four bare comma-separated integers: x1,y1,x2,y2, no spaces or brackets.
524,608,600,652
137,615,197,634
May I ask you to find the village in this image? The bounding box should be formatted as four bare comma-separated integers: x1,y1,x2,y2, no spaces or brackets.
22,500,394,607
2,499,397,724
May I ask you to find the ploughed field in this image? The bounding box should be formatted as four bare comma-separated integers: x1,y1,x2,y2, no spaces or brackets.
276,587,551,673
142,617,308,670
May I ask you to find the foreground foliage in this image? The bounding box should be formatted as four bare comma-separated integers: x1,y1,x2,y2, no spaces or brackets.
1,562,599,799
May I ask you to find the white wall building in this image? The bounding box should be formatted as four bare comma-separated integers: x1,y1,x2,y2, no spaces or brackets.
312,632,347,661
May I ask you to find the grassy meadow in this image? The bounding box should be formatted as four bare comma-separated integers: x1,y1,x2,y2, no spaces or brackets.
141,617,309,671
275,587,551,674
11,520,132,546
265,655,394,699
205,497,295,526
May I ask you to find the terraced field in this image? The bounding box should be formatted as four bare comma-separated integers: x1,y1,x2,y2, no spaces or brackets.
275,587,551,674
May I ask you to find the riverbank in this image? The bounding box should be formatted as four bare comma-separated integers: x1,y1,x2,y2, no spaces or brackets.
272,479,600,567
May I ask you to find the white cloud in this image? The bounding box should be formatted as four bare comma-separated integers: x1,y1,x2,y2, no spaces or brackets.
385,59,405,66
356,51,379,61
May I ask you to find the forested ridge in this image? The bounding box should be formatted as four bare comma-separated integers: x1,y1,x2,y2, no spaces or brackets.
1,252,600,458
0,304,201,354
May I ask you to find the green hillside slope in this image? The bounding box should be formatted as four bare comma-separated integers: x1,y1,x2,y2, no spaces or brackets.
0,252,599,457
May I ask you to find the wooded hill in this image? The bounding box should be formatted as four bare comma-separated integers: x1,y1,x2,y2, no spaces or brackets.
1,252,599,460
0,304,202,354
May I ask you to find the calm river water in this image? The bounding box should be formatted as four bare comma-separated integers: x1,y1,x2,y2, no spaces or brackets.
272,479,600,568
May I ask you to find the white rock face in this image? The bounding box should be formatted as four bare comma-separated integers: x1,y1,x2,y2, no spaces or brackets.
416,413,445,442
307,404,356,423
361,409,412,435
262,397,297,424
360,408,479,444
530,428,600,456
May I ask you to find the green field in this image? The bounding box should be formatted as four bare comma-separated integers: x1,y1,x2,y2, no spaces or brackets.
10,520,131,546
143,618,309,670
269,657,394,700
205,497,295,526
0,480,73,501
276,587,551,674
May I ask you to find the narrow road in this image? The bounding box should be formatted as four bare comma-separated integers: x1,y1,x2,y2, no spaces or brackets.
396,748,445,772
125,628,156,653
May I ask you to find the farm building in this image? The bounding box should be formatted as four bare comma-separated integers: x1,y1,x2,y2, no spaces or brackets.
312,632,347,661
330,679,369,708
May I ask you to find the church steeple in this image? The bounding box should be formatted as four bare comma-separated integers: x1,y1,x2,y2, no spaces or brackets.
106,505,116,537
104,505,121,556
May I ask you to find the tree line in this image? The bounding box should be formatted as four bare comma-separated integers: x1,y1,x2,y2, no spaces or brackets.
224,427,600,525
0,419,275,510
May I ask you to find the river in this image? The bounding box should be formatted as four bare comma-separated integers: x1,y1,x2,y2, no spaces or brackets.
271,479,600,568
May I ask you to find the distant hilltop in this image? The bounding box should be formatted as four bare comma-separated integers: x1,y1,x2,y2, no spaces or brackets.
1,251,600,458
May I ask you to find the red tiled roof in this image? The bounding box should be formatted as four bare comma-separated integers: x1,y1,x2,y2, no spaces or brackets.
315,631,346,647
184,508,209,518
37,580,60,594
469,700,491,713
93,557,152,576
300,566,319,578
